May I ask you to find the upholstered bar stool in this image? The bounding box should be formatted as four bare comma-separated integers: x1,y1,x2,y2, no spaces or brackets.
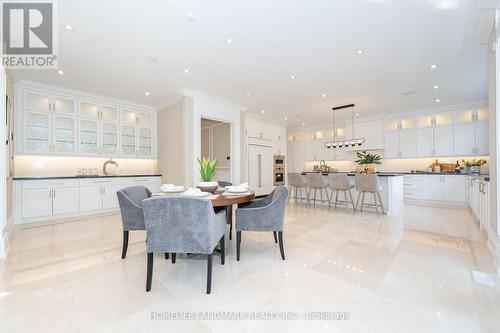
287,172,307,203
355,174,385,217
306,173,329,206
328,174,356,213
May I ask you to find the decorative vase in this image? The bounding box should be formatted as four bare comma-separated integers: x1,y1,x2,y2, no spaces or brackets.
196,181,219,193
364,164,377,174
467,166,480,174
355,165,365,173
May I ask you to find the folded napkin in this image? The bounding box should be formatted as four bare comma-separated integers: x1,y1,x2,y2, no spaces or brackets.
181,188,208,197
225,183,250,191
160,184,184,192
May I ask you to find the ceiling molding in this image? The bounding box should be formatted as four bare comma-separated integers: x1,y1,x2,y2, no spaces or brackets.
181,89,249,112
157,95,185,111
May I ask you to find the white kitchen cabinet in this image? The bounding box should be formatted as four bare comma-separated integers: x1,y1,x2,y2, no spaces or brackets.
453,109,488,156
434,125,453,156
53,114,77,154
345,119,384,150
102,185,122,209
121,125,137,156
24,111,51,154
137,127,153,157
79,118,99,155
453,123,475,156
79,186,102,212
415,112,453,157
22,188,53,218
385,129,416,159
475,121,489,155
25,90,76,115
122,176,162,193
416,127,434,157
79,101,119,121
403,175,423,200
248,143,273,196
442,175,466,202
422,175,442,201
52,187,80,215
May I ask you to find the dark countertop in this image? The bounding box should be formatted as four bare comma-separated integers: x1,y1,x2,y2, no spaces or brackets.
301,171,403,177
301,171,489,180
13,174,162,181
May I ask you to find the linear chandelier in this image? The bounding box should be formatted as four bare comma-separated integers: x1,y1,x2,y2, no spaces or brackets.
324,104,366,149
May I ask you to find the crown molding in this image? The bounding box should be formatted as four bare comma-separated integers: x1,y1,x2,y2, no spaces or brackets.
181,89,249,112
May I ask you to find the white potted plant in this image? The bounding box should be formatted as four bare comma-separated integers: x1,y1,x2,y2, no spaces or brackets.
196,157,219,193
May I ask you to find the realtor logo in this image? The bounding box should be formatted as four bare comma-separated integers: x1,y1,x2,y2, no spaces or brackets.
2,1,58,69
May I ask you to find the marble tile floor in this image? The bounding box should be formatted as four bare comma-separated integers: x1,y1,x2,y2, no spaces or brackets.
0,203,499,332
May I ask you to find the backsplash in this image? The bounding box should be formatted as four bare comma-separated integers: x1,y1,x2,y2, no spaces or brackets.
305,156,490,173
14,156,158,177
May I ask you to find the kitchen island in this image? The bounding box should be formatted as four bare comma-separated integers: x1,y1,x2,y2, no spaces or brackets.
298,172,404,214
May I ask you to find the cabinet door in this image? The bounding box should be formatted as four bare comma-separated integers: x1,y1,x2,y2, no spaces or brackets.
443,176,466,203
79,101,100,118
453,123,475,156
53,96,75,115
434,125,453,156
79,118,99,155
245,119,261,138
121,110,138,124
384,131,399,158
101,122,119,155
422,175,442,201
52,187,80,215
121,125,137,156
248,145,273,195
475,122,489,156
399,129,416,157
137,127,153,157
53,115,77,154
22,188,53,218
101,105,119,121
25,90,51,112
79,186,102,211
138,113,152,125
102,185,122,209
24,111,51,153
416,127,434,157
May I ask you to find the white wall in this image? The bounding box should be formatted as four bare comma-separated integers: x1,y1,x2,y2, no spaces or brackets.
0,66,6,258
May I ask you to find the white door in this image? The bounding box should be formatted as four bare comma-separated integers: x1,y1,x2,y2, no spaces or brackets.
102,185,122,209
453,123,475,156
434,125,453,156
52,187,80,215
22,188,53,218
24,111,51,153
422,175,442,201
248,145,273,195
78,118,99,155
442,175,466,202
384,131,400,158
399,129,416,157
416,127,434,157
475,122,489,156
121,125,137,156
53,115,77,154
79,186,103,211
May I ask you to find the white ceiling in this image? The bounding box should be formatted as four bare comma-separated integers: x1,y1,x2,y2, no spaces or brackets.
12,0,490,126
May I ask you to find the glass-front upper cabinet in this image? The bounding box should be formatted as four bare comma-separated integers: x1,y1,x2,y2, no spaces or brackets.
121,125,137,156
137,127,152,156
101,105,118,121
138,113,152,126
456,108,489,123
25,90,75,114
121,110,138,124
79,101,119,121
78,119,99,155
24,111,51,153
102,122,118,155
53,115,76,154
79,101,99,118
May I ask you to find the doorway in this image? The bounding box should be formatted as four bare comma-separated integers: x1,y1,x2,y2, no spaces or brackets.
201,118,231,182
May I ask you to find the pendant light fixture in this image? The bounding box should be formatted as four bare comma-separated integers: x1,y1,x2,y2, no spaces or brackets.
324,104,365,149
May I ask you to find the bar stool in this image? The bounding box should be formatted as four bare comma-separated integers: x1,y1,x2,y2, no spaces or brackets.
355,174,385,217
306,173,329,206
287,172,307,203
328,174,356,213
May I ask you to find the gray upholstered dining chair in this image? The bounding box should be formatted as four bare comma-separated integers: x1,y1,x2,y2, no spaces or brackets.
355,173,385,217
116,186,152,259
142,196,226,294
328,174,356,213
306,173,329,206
217,180,234,240
235,186,289,261
287,172,307,203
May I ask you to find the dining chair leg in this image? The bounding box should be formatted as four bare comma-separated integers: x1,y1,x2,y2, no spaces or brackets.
236,231,241,261
373,192,380,218
278,231,285,260
206,254,213,294
273,231,278,243
146,252,153,292
348,190,356,213
227,205,233,240
121,230,129,259
164,253,169,260
220,235,225,265
377,192,385,214
171,253,176,264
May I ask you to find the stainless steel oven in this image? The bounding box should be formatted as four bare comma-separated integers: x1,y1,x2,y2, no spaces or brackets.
274,155,285,185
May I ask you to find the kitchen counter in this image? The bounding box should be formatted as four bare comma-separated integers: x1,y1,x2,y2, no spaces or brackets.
302,171,489,180
13,174,162,181
301,171,402,177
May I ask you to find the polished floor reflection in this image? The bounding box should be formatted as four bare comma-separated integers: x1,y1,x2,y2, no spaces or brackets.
1,203,499,332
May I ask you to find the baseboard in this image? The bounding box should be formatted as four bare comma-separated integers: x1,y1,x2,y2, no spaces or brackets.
404,199,469,210
15,208,120,225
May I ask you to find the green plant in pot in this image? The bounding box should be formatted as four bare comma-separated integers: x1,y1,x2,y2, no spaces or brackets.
196,157,219,192
354,151,382,174
461,158,487,174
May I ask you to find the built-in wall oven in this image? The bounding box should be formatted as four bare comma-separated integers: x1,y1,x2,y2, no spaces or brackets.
274,155,285,185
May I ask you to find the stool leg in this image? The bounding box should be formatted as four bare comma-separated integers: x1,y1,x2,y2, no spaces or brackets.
313,188,317,206
307,187,312,206
373,192,380,218
288,186,293,203
360,191,365,212
377,192,385,214
334,189,339,209
348,190,356,213
344,191,348,214
328,188,334,207
320,188,323,205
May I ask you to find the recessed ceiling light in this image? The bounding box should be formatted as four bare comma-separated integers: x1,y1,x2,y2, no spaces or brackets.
355,112,360,117
284,116,288,121
430,64,437,69
290,75,296,80
57,70,64,75
186,14,195,22
260,110,265,114
246,92,251,96
356,50,363,55
184,68,190,74
322,93,327,98
435,98,441,103
226,37,233,44
64,24,73,31
144,92,150,96
145,54,158,62
433,85,439,89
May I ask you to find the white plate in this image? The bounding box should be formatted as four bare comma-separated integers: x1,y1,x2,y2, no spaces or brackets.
161,186,185,193
226,188,250,193
183,191,209,197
